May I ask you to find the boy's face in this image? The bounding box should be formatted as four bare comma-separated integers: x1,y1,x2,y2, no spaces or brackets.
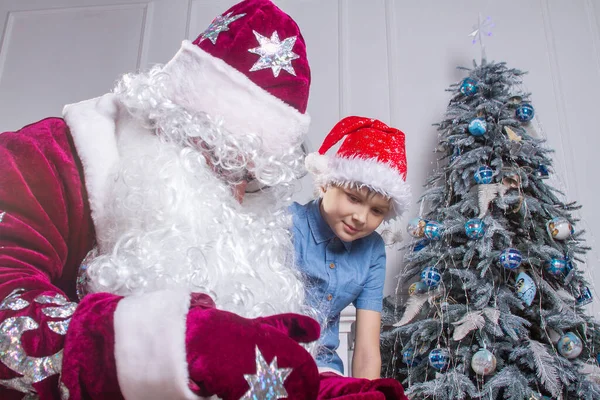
319,184,391,242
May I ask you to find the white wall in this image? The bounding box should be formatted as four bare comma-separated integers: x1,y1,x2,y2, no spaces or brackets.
1,0,599,314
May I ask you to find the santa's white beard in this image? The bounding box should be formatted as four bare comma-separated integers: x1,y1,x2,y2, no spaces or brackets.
85,137,309,319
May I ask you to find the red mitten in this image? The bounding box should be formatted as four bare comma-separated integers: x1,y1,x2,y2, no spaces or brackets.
186,306,321,399
318,373,408,400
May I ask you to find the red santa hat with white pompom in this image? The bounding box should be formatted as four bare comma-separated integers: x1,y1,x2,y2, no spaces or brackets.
305,116,411,218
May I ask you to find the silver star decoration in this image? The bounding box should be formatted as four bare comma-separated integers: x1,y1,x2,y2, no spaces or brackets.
248,31,299,77
199,12,246,45
468,15,494,45
240,346,292,400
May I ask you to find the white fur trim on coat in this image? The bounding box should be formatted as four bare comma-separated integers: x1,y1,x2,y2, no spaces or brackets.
63,94,121,228
113,290,203,400
162,41,310,154
311,155,411,218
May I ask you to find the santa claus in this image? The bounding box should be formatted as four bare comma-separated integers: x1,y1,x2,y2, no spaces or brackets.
0,1,406,399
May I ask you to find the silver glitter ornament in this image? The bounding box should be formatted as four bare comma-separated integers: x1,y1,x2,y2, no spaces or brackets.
0,211,5,222
41,302,77,319
59,381,70,400
198,12,246,45
48,319,71,335
240,346,292,400
0,288,30,311
248,31,299,77
0,316,63,394
34,293,68,305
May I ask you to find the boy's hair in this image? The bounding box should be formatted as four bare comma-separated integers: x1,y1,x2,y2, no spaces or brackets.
305,116,411,220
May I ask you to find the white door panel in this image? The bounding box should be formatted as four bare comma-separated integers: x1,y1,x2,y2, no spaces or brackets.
0,0,188,131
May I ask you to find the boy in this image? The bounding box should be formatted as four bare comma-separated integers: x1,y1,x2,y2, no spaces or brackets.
291,116,411,378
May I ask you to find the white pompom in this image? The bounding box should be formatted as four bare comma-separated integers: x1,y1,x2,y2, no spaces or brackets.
304,153,329,175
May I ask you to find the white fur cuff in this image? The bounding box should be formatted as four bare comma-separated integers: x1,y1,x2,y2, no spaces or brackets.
113,290,201,400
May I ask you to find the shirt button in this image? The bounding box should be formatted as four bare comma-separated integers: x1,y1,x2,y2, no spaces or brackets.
329,263,335,269
327,294,333,301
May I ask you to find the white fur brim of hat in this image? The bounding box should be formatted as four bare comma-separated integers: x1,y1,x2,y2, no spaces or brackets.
305,153,411,219
162,40,310,154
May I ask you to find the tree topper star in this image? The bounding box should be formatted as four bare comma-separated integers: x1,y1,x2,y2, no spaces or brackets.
240,346,292,400
199,12,246,45
248,30,299,77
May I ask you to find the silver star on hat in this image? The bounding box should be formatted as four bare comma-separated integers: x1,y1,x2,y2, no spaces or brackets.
248,30,299,77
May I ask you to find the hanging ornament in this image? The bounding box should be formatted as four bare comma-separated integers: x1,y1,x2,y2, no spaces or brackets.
515,271,537,306
412,238,429,252
596,353,600,365
471,348,497,375
450,147,462,163
499,248,522,270
504,126,522,142
408,281,428,296
534,164,550,179
402,347,420,366
420,266,442,288
546,217,574,240
465,218,485,239
474,165,494,184
460,78,478,96
423,221,443,241
407,218,427,238
515,103,535,122
501,173,521,189
507,95,523,106
545,258,567,276
468,118,487,136
428,348,450,371
547,328,561,344
557,332,583,359
576,286,593,306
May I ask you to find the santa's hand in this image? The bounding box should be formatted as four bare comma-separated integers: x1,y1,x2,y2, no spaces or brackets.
318,373,408,400
185,307,320,400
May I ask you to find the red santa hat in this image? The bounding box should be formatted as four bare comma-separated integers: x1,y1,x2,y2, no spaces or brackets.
162,0,310,154
305,116,411,217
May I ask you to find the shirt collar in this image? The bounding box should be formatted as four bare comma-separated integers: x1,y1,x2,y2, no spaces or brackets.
306,199,352,252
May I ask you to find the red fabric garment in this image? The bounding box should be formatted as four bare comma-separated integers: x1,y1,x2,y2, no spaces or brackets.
194,0,311,114
317,372,408,400
0,118,97,399
185,298,321,399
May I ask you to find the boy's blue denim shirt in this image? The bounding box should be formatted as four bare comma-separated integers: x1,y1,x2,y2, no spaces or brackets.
290,199,386,374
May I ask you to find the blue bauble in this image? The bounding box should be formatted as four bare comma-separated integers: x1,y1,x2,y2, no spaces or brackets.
596,352,600,365
468,118,487,136
474,165,493,184
424,221,443,241
546,258,567,276
576,286,593,306
421,266,441,288
515,103,535,122
402,347,419,366
450,147,462,163
413,238,429,252
465,218,485,239
557,332,583,359
535,164,550,179
515,271,537,306
460,78,478,96
429,348,450,371
499,248,522,270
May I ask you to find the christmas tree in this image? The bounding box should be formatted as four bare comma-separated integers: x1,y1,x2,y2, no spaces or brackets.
380,59,600,399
